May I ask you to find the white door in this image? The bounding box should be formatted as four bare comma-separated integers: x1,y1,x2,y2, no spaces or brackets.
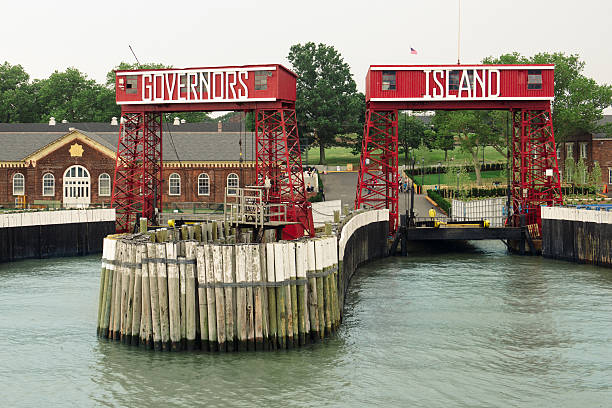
63,165,91,208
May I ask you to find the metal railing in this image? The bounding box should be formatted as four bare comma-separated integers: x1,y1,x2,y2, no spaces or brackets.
224,187,288,228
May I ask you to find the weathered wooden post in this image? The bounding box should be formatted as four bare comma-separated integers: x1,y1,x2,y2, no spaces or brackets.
273,242,287,349
287,242,299,348
295,241,309,346
139,243,153,349
196,245,210,351
156,243,171,351
130,242,143,346
266,243,278,349
314,239,326,339
235,244,248,351
147,243,162,351
205,244,219,351
222,245,236,351
212,245,226,351
306,240,319,341
185,241,197,351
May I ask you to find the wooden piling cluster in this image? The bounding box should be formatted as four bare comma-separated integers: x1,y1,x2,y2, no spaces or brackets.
97,221,342,351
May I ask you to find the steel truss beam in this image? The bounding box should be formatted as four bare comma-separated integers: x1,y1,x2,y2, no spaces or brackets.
255,108,314,238
354,109,399,232
510,108,563,228
111,112,163,232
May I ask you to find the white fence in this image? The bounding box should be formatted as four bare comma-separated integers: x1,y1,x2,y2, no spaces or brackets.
451,198,506,227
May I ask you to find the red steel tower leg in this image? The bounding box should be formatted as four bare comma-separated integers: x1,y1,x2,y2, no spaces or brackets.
111,112,163,233
355,109,399,233
255,108,314,238
510,107,563,229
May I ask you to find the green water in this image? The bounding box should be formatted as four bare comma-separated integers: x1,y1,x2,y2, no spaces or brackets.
1,241,611,407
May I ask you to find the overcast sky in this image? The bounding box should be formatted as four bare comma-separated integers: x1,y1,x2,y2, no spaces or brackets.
3,0,611,107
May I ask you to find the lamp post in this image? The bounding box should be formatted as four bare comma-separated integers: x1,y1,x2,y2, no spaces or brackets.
421,158,425,187
438,161,441,189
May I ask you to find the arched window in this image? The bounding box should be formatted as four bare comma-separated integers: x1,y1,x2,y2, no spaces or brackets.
13,173,25,195
42,173,55,196
99,173,111,196
227,173,239,196
198,173,210,196
169,173,181,196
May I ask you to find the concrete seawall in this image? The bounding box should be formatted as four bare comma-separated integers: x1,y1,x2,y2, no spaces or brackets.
337,209,389,317
97,209,390,351
542,206,612,267
0,209,116,263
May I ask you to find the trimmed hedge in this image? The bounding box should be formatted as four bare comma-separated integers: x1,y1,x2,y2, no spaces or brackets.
436,185,597,200
427,189,451,214
406,162,505,176
438,187,507,199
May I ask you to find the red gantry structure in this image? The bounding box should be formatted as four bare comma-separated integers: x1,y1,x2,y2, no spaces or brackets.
112,64,314,237
355,64,563,233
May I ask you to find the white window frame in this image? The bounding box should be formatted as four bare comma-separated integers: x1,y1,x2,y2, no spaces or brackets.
579,142,588,159
98,173,111,197
566,143,573,158
13,173,25,196
226,173,239,196
169,173,181,196
556,146,561,160
609,168,612,184
198,173,210,196
42,173,55,196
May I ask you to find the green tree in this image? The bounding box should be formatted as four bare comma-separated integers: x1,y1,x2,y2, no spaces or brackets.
575,156,587,185
432,110,504,185
564,156,575,184
0,62,41,122
398,114,426,166
483,52,612,141
287,42,363,164
590,161,603,191
37,68,118,122
434,127,455,161
105,62,171,87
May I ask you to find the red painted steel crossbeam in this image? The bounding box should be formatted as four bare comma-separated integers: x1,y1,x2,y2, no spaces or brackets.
510,109,563,228
356,64,563,234
110,64,315,235
112,113,163,232
355,110,399,232
255,109,314,238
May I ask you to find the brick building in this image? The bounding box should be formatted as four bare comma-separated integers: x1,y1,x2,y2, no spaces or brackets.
0,120,256,208
555,115,612,187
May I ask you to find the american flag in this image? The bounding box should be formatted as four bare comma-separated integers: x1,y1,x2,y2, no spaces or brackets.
410,47,418,55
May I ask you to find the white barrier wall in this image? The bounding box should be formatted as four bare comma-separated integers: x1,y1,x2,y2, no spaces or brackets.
311,200,342,226
338,209,389,259
0,209,115,228
451,198,506,227
541,206,612,224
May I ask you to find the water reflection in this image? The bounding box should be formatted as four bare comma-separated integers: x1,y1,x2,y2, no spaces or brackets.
1,245,612,407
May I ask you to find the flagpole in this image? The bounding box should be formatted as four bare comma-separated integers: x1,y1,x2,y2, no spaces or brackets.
457,0,461,64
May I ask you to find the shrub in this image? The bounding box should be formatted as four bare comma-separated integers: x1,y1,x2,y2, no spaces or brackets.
427,189,451,214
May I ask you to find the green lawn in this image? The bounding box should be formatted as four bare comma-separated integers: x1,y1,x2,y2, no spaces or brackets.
305,146,507,167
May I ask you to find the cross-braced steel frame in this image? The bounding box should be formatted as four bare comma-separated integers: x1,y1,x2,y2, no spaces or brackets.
510,108,563,228
111,112,163,232
255,108,314,238
354,109,399,232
